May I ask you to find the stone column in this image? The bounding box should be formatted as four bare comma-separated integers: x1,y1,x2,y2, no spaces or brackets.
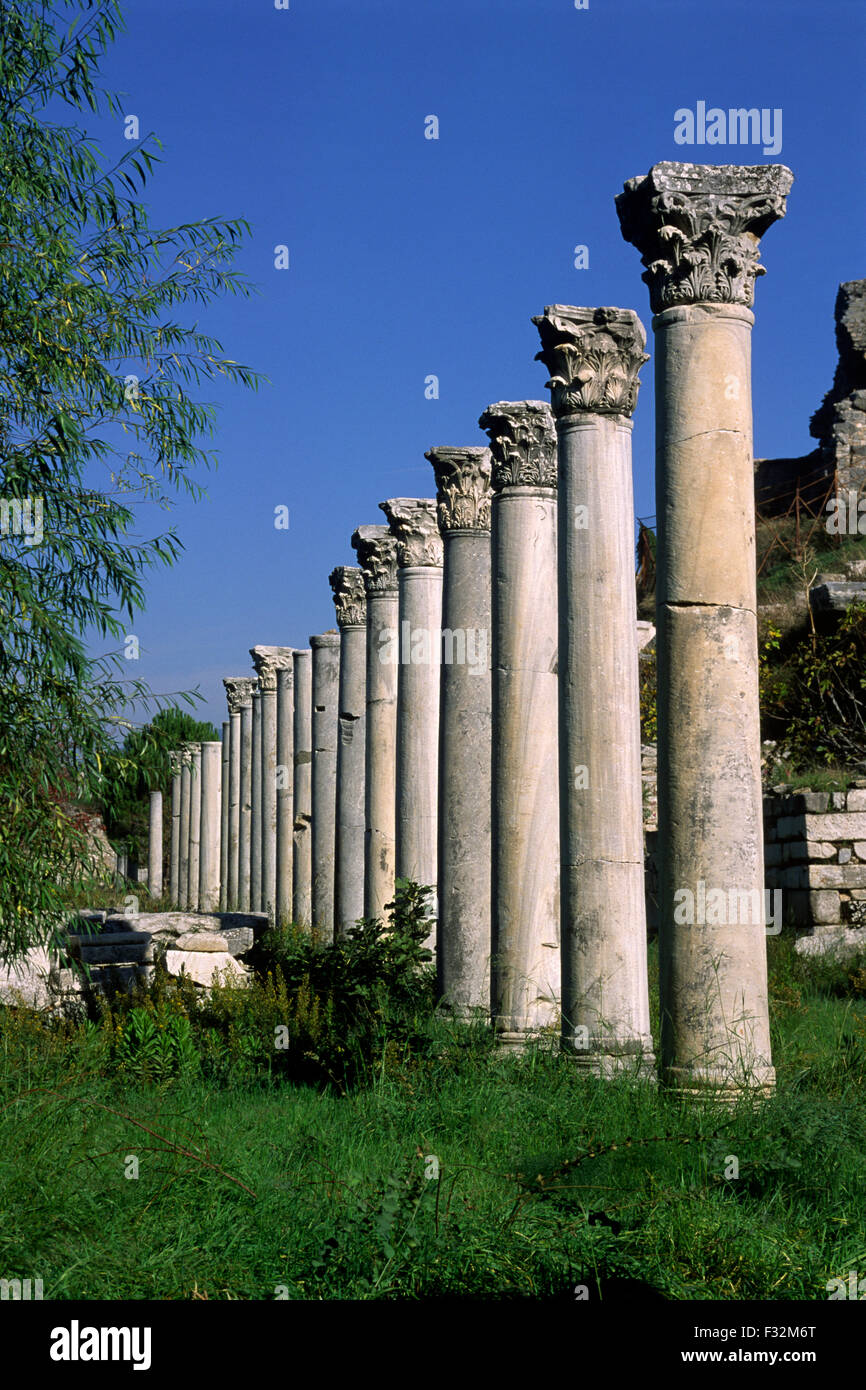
179,745,193,910
479,401,560,1047
351,525,400,922
219,721,230,910
169,752,181,906
251,646,295,922
148,789,163,900
292,648,313,925
199,740,222,913
616,161,793,1097
276,665,295,927
534,305,655,1076
188,743,202,913
238,681,256,912
224,678,255,911
380,498,444,935
250,686,263,912
310,631,341,939
329,567,367,935
425,447,493,1017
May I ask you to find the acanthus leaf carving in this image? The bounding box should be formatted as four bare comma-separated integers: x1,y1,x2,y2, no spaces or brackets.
250,645,294,691
350,525,399,593
615,161,793,315
379,498,444,567
223,675,257,714
425,446,492,532
328,566,366,627
533,306,649,419
478,400,557,492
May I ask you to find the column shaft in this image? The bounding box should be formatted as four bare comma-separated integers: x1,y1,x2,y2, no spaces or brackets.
276,665,294,925
199,741,222,913
228,710,241,909
219,721,230,910
148,789,163,900
169,758,181,906
188,745,202,912
239,700,254,911
334,625,367,933
250,691,262,912
292,649,313,925
311,633,340,939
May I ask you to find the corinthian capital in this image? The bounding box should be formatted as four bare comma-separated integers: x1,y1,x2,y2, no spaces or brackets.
615,161,793,315
250,645,294,691
379,498,444,567
350,525,399,594
328,566,366,627
478,400,557,492
533,306,649,419
425,446,492,533
223,675,257,714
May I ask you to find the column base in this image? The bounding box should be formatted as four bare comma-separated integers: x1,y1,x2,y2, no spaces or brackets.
494,1027,558,1052
662,1064,776,1103
565,1044,657,1082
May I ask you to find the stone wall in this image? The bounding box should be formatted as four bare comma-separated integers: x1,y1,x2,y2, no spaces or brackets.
763,785,866,933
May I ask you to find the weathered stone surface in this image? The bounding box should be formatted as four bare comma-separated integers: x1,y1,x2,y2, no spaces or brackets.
0,948,52,1009
848,790,866,812
378,497,443,569
163,949,247,987
809,580,866,617
428,449,493,1016
855,842,866,861
533,304,649,418
795,927,866,961
174,931,229,952
810,280,866,494
778,813,866,841
352,528,399,923
479,400,556,491
615,161,793,314
331,571,367,933
310,632,340,939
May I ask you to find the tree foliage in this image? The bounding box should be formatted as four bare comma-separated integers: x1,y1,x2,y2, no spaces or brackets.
0,0,260,958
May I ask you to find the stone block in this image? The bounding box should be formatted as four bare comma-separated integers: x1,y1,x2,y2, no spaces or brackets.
810,890,842,924
839,847,853,864
847,789,866,811
795,927,866,961
806,863,866,889
854,843,866,861
831,792,847,810
163,950,247,988
174,931,229,953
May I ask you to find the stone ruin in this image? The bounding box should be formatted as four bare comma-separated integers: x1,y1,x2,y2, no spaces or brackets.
7,161,866,1100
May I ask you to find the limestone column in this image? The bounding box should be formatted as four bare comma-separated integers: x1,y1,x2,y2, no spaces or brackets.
179,745,193,910
379,498,443,934
224,677,255,911
219,720,230,910
199,740,222,913
310,631,341,939
616,161,793,1097
534,305,655,1075
351,525,400,922
148,789,163,900
425,447,493,1017
250,686,263,912
251,646,295,923
329,567,367,934
276,664,295,926
239,681,256,912
479,402,560,1047
169,752,181,906
188,743,202,913
292,648,313,925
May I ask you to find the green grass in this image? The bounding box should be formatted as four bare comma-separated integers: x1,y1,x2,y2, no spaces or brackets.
1,937,865,1301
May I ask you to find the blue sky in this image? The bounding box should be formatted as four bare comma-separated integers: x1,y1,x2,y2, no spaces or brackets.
84,0,864,729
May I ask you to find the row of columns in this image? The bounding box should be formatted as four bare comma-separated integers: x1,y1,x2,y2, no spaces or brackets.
156,161,791,1100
